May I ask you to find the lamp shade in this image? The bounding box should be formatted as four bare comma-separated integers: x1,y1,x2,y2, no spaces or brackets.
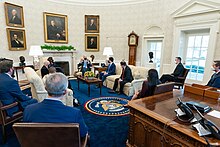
103,47,113,56
29,45,43,57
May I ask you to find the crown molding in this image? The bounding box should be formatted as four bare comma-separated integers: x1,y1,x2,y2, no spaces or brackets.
47,0,156,7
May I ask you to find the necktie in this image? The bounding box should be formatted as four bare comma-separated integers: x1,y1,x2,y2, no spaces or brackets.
121,68,125,80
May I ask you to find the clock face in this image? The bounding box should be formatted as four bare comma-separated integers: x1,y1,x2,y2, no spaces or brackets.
129,35,136,45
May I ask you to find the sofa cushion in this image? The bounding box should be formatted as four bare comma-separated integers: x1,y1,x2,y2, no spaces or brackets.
106,75,120,82
133,70,141,80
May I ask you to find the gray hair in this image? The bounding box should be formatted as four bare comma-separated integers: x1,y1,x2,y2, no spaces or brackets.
45,73,68,97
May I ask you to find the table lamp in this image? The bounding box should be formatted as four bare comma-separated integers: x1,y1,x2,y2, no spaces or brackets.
29,45,43,70
103,47,113,66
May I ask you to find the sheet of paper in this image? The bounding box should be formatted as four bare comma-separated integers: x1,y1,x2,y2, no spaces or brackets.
207,110,220,119
193,123,211,136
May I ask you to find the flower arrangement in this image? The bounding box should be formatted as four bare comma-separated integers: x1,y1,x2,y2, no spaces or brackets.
84,71,95,79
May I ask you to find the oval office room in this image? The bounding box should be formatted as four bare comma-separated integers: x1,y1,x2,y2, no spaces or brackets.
1,0,220,147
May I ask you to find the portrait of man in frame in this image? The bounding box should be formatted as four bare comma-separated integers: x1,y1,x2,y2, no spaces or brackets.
85,15,99,33
7,28,26,51
4,2,24,28
44,12,68,43
85,34,99,52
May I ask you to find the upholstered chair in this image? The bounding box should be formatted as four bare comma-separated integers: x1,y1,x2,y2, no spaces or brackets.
24,67,73,107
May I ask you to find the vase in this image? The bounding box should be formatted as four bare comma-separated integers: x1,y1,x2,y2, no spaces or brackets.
87,77,94,80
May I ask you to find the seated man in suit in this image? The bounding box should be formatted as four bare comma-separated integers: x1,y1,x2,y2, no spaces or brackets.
96,57,116,88
206,60,220,88
109,60,133,94
78,55,92,76
160,57,184,83
23,73,88,138
0,59,38,116
40,61,50,78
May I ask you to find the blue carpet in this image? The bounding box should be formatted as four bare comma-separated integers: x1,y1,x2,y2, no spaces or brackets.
71,80,131,147
0,80,131,147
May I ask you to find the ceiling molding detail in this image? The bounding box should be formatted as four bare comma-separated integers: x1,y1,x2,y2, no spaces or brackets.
172,0,220,18
47,0,156,6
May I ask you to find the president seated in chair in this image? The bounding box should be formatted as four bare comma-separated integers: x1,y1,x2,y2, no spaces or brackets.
160,57,184,83
0,59,38,117
23,73,88,138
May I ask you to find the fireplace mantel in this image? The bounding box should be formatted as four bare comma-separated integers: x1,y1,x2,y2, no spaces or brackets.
41,50,77,76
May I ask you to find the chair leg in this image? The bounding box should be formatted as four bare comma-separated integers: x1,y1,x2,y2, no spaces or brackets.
2,125,6,144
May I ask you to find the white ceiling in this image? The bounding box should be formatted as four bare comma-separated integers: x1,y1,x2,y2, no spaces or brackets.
47,0,156,6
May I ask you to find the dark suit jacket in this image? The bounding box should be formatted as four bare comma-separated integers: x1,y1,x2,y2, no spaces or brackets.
0,73,35,116
9,15,21,24
120,66,133,82
207,72,220,88
106,63,116,75
23,99,88,137
41,65,49,78
171,63,184,77
87,24,97,30
11,40,24,48
88,42,97,49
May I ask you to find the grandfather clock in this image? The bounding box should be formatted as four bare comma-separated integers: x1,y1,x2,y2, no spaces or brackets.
128,31,138,65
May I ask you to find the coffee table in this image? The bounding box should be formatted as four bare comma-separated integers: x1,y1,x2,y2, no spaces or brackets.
77,76,102,97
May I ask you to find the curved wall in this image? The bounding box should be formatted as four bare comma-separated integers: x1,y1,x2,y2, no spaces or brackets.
1,0,220,67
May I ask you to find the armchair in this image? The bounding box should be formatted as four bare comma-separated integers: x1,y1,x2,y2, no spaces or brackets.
0,101,23,143
174,68,189,89
13,123,88,147
24,67,73,107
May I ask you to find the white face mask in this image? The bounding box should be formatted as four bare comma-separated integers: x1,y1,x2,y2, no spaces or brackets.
211,66,215,71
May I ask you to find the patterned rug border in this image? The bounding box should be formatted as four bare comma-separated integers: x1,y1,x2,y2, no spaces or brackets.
84,97,129,117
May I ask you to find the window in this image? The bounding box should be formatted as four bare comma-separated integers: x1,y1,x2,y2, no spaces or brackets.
147,40,162,72
185,34,209,81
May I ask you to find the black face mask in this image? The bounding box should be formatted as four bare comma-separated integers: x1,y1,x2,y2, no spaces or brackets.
84,58,87,60
108,60,111,63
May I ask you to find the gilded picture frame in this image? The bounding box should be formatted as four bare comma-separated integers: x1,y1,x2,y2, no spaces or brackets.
4,2,24,28
85,34,99,52
7,28,26,51
85,15,99,33
44,12,68,43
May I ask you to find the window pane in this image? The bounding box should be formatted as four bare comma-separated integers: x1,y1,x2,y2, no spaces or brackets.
201,36,209,47
188,36,195,47
195,36,202,47
186,48,193,58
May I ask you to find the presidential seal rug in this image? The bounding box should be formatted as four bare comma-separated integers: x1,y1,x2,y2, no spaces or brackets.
84,97,129,116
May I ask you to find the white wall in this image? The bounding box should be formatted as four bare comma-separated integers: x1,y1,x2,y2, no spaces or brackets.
1,0,220,76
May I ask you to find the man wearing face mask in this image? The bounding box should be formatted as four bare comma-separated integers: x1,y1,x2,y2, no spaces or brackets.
96,57,116,88
206,60,220,88
0,59,38,117
79,55,92,76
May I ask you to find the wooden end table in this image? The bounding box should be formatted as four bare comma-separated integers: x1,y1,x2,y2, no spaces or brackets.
77,76,102,97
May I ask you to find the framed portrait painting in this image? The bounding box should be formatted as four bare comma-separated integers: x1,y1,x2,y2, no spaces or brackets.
44,12,68,43
85,15,99,33
7,28,26,51
4,2,24,28
85,34,99,52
